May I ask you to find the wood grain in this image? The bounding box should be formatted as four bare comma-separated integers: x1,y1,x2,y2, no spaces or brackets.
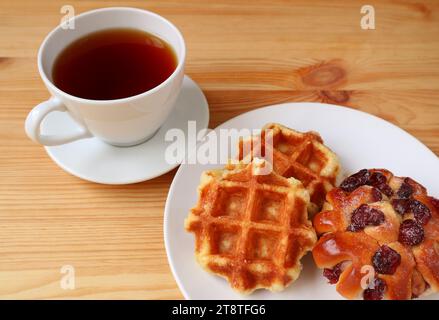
0,0,438,299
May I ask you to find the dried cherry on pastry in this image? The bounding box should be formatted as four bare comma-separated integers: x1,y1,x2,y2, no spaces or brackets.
339,169,370,192
410,200,431,225
323,262,346,284
391,199,411,215
347,204,385,232
368,172,393,197
363,278,387,300
313,169,439,300
372,245,401,275
397,179,414,199
340,169,393,197
399,219,424,246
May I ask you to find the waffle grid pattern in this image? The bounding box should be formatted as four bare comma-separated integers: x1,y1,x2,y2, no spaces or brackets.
186,161,316,294
239,123,339,212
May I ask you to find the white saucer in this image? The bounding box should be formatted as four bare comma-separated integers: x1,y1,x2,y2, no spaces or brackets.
41,76,209,184
164,102,439,300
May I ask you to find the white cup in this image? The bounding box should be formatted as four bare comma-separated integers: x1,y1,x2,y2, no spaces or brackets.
25,7,186,147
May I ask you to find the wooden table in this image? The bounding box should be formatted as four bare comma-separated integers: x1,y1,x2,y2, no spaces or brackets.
0,0,438,299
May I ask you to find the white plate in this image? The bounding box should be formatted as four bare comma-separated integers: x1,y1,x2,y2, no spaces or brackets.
164,102,439,300
42,76,209,184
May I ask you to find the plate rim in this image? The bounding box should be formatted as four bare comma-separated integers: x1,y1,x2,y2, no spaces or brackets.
164,101,439,300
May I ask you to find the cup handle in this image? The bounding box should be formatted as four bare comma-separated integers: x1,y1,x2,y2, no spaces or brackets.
25,97,92,146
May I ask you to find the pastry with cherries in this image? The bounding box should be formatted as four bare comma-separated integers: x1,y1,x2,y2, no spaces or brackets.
312,169,439,300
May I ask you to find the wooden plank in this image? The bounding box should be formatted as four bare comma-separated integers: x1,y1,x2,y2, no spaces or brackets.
0,0,438,299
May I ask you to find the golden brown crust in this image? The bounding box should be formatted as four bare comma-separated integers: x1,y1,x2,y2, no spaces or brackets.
238,123,340,214
313,231,379,299
379,242,415,300
185,159,317,294
313,169,439,299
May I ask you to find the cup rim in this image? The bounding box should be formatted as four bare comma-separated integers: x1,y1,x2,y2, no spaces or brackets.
38,7,186,105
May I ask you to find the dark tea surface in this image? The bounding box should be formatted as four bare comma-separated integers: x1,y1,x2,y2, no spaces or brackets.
52,28,177,100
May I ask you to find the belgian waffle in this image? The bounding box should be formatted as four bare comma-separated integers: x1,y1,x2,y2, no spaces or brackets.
238,123,340,214
185,159,317,294
313,169,439,300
